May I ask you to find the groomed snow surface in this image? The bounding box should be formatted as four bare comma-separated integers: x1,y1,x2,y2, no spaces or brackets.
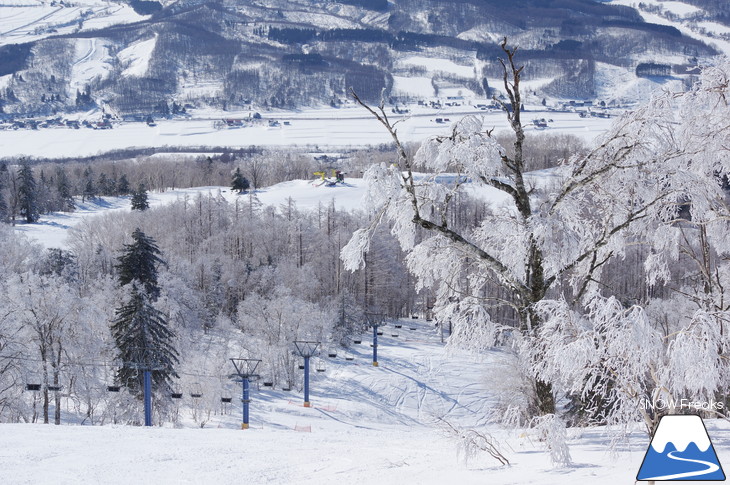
2,318,728,485
7,181,730,484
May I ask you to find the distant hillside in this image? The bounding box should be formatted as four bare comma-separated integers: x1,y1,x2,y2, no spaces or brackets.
0,0,722,117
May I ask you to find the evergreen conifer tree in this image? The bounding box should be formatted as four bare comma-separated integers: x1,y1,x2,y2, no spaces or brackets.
131,184,150,211
118,174,131,195
231,167,250,193
56,168,74,212
111,229,177,393
116,228,165,298
82,167,96,202
17,161,39,223
0,163,8,221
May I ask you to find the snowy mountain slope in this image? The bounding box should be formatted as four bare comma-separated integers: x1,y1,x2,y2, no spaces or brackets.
0,0,722,118
0,0,148,47
117,34,157,78
68,37,114,95
1,314,729,484
610,0,730,55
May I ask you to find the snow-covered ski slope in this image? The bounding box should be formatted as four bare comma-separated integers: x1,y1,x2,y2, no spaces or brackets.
7,179,730,484
13,175,515,249
5,315,726,485
14,180,376,249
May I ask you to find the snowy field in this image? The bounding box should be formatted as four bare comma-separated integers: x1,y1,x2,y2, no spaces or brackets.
1,314,729,485
0,105,616,159
0,0,148,47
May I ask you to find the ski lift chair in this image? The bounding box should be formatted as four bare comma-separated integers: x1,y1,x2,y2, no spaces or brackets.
190,382,203,399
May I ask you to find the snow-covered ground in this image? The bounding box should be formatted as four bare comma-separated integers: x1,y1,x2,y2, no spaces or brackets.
397,55,476,78
11,173,518,250
8,173,730,485
610,0,730,55
118,34,157,78
0,0,148,47
0,105,616,159
1,314,728,484
13,180,373,249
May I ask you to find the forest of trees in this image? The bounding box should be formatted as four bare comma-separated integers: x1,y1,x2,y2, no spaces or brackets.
344,43,730,441
0,50,728,454
0,130,592,426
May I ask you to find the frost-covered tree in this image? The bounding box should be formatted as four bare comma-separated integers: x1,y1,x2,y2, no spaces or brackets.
112,229,177,394
342,38,730,420
6,273,79,424
531,59,730,433
236,289,335,388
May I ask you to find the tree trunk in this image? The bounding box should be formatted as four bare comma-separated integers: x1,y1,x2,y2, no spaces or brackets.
53,369,61,425
535,379,556,415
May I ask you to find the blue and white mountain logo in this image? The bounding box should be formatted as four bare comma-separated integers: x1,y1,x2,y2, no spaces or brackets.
637,415,725,481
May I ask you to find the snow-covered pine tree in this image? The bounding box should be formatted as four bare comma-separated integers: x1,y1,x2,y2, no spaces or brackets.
116,228,165,299
82,167,96,202
112,228,177,393
130,184,150,211
17,161,39,223
55,167,74,212
231,167,250,193
111,286,178,393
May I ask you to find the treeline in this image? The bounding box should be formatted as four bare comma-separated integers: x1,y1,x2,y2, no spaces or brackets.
0,185,419,423
0,147,389,224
